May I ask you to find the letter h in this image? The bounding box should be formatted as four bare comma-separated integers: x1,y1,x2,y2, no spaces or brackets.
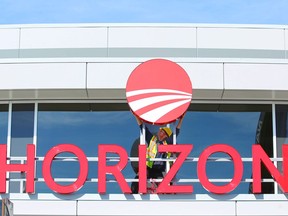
0,144,35,193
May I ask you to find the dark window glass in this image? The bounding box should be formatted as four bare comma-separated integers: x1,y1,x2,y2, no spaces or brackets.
10,104,34,193
275,105,288,194
0,104,8,144
10,104,34,156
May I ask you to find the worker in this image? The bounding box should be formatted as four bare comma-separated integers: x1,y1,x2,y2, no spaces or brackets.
131,112,186,193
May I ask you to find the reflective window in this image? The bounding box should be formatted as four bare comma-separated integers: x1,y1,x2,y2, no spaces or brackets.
276,105,288,193
174,104,271,194
34,103,272,194
276,105,288,150
36,103,138,193
10,104,34,156
10,104,35,193
0,104,8,144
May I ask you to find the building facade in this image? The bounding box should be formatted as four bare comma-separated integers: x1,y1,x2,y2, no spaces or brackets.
1,23,288,215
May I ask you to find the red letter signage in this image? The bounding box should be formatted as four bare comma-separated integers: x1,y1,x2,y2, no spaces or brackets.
197,144,243,194
138,144,147,193
98,145,131,194
252,144,288,193
157,144,193,194
0,144,35,193
42,144,88,194
2,142,288,195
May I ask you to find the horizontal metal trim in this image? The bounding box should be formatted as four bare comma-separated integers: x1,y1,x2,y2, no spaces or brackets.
4,193,288,201
0,48,286,59
6,178,274,183
199,48,285,59
0,49,18,58
108,48,197,57
19,48,107,58
7,156,283,162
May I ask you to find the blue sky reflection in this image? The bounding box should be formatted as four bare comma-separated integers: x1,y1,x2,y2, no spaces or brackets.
36,110,260,194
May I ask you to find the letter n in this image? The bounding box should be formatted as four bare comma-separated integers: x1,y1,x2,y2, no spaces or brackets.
252,144,288,193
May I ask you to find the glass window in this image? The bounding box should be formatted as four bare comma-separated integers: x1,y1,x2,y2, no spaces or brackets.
176,104,272,194
276,105,288,193
10,104,35,193
276,105,288,150
0,104,8,144
10,104,34,156
36,103,138,194
35,103,272,194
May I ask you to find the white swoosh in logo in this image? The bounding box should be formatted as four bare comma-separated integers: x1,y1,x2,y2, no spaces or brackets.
127,88,192,122
126,88,192,97
129,94,191,111
141,99,191,122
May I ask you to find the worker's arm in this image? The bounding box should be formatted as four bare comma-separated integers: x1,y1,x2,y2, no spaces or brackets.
134,113,143,126
176,112,186,129
132,112,154,143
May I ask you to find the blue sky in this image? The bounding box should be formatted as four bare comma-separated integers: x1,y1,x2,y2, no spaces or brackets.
0,0,288,24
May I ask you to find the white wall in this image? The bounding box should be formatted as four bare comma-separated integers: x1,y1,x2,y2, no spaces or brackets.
1,60,288,100
8,194,288,216
0,24,288,100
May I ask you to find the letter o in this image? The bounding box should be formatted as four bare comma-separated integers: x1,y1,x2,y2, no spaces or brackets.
197,144,243,194
42,144,88,194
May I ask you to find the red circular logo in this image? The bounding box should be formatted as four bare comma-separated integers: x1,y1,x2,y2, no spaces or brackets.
126,59,192,125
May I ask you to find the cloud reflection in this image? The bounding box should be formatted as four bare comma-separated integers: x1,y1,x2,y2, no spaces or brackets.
38,111,132,128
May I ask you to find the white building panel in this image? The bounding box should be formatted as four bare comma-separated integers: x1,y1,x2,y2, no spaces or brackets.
0,63,86,89
77,200,235,216
180,63,224,99
108,27,196,48
86,62,139,99
20,27,108,48
13,200,77,216
87,63,138,88
197,27,284,50
0,62,87,99
224,63,288,90
223,63,288,99
237,201,288,215
0,28,20,49
86,62,224,99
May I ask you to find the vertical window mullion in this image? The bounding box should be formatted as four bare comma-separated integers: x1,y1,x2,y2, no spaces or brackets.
6,102,12,193
272,103,278,194
33,102,38,149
